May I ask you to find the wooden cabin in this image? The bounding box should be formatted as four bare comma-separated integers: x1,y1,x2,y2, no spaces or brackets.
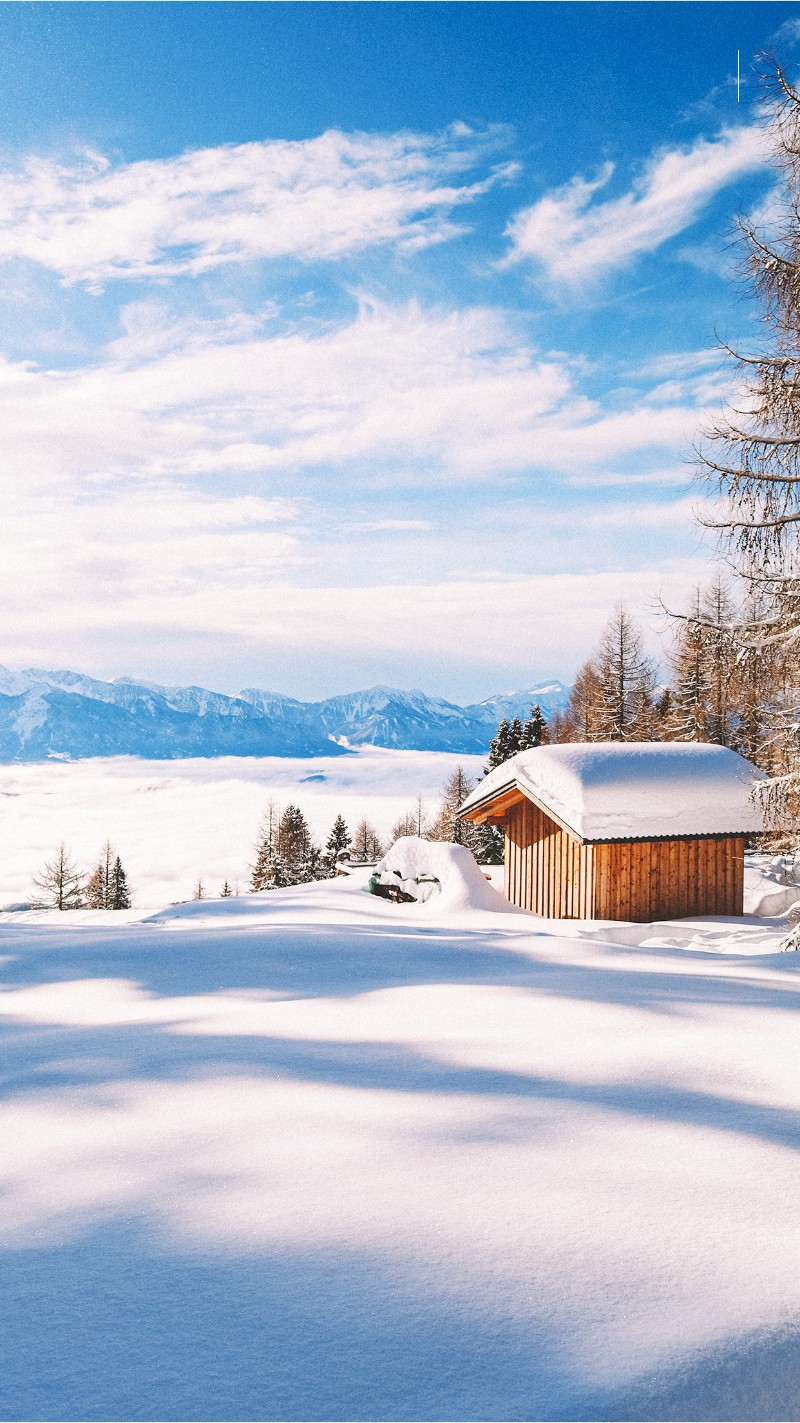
458,742,764,922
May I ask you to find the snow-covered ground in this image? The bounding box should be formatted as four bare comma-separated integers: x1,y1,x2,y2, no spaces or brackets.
0,749,484,908
2,855,800,1421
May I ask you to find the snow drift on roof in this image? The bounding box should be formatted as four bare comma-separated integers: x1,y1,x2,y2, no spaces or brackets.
459,742,765,842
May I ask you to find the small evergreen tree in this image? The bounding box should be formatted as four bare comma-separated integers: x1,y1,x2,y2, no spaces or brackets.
669,587,711,741
472,822,504,865
271,851,290,888
655,686,674,732
518,703,548,749
193,879,205,901
485,718,512,773
220,880,233,897
300,843,324,883
32,843,84,910
323,814,352,874
277,804,314,883
508,717,523,756
110,856,131,910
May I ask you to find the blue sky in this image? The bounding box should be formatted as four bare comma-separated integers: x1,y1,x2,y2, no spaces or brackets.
0,1,795,701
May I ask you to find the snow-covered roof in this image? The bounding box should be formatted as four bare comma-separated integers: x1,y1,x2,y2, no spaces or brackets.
459,742,765,842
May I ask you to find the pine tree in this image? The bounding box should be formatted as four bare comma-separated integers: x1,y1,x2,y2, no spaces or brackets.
667,577,742,747
32,843,84,910
655,685,674,732
300,844,324,883
193,879,205,900
277,804,314,883
323,814,351,874
484,718,512,773
220,880,233,897
110,856,131,910
518,703,548,749
508,717,523,755
669,587,710,741
472,822,504,866
271,852,290,888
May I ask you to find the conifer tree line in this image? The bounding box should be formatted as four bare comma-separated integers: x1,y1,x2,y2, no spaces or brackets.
248,801,386,891
476,592,773,765
32,840,131,910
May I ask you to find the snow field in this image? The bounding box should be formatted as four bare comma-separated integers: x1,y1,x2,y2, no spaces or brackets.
2,872,800,1419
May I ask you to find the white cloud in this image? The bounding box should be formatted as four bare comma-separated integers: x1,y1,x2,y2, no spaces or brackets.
348,519,433,533
0,295,717,686
564,466,690,489
505,125,767,283
0,297,714,494
0,128,515,288
0,551,705,689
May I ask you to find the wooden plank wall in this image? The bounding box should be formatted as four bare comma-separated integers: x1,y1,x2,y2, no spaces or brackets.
593,835,744,921
504,799,595,917
503,800,745,921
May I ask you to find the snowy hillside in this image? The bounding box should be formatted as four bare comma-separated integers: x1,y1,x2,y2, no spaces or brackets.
0,666,567,762
2,871,800,1421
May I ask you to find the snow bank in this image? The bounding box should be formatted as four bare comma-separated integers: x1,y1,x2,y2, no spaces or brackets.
461,741,765,841
370,835,519,913
2,881,800,1422
745,851,800,917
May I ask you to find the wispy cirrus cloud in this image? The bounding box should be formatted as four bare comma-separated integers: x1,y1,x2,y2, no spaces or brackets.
504,125,767,283
0,127,516,289
0,295,717,492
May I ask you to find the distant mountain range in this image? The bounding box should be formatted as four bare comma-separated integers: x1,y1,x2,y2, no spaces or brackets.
0,667,568,762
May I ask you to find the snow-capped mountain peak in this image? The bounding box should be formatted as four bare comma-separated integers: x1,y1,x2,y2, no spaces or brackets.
0,669,568,762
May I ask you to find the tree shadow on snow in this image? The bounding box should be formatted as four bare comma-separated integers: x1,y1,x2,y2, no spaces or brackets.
4,1019,800,1160
2,1219,798,1422
0,1219,585,1423
2,917,800,1021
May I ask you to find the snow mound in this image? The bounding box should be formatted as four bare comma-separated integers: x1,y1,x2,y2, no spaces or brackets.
370,836,519,913
460,741,765,841
745,852,800,917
